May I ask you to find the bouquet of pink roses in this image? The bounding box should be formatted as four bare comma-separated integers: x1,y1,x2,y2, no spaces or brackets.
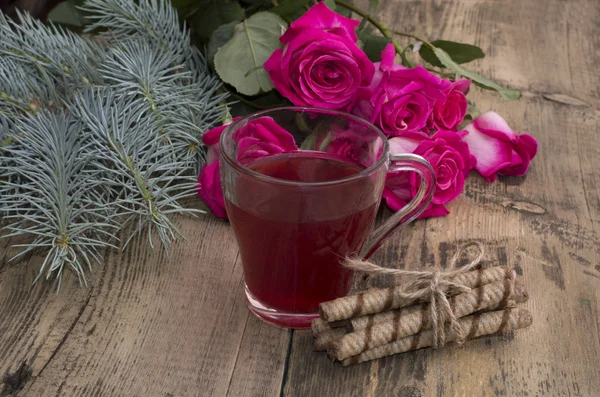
197,1,537,219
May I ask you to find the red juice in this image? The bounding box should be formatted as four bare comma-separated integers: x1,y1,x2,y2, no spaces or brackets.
225,152,380,324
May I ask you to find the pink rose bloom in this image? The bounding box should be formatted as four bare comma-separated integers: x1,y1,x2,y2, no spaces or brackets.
383,130,475,218
431,79,470,131
462,111,538,182
197,162,226,218
264,2,374,111
325,124,384,168
197,117,298,218
233,117,298,165
353,44,450,137
197,119,238,219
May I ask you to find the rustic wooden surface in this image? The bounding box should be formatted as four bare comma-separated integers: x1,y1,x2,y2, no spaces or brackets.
2,0,600,396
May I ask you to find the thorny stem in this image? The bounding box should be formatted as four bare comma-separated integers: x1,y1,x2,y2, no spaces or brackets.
334,0,414,67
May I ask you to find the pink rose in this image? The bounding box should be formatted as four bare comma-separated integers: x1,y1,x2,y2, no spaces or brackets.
196,119,239,219
353,44,450,137
233,117,298,165
431,79,470,131
383,130,475,218
325,124,384,168
197,117,298,218
462,111,538,182
264,3,374,111
198,161,227,218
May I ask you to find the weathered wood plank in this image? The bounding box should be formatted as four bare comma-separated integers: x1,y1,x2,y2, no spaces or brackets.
0,237,92,397
225,318,289,397
9,214,250,397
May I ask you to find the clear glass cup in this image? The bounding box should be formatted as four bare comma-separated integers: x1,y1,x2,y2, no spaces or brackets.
220,107,435,328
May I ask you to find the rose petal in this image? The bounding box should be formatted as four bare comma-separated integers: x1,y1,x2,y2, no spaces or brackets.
388,132,427,154
265,48,310,107
463,121,514,182
451,78,471,94
197,161,227,219
473,111,518,141
280,2,360,44
379,43,396,71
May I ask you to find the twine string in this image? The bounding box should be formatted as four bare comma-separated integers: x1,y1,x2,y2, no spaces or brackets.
343,241,485,348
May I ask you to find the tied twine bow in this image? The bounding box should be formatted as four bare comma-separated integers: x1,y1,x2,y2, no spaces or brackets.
343,241,485,348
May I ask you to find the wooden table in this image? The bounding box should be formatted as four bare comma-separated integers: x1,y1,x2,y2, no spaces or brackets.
2,0,599,396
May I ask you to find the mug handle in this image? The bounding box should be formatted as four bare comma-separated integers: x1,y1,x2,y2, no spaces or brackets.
360,153,436,259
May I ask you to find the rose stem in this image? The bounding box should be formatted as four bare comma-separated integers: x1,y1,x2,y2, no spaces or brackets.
334,0,414,67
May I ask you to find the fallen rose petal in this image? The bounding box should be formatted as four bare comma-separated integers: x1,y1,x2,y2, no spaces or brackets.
462,111,537,182
462,123,513,182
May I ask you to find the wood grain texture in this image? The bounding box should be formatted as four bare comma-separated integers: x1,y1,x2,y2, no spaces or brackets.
1,0,600,396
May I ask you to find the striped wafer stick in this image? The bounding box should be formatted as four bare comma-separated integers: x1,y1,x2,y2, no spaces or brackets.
320,266,512,322
329,271,518,361
348,280,528,332
311,318,346,335
341,308,533,365
314,328,347,351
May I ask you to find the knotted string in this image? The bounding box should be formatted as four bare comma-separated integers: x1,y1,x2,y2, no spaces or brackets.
343,241,485,348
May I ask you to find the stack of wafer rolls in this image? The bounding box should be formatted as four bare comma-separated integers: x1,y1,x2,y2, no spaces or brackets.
311,266,532,365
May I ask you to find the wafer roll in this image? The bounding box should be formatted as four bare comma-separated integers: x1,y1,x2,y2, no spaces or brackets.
329,272,517,361
341,308,533,365
314,328,347,351
349,280,528,332
320,266,511,322
348,304,424,332
311,318,346,335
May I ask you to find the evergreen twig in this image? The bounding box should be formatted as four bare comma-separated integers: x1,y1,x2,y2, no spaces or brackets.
0,0,228,288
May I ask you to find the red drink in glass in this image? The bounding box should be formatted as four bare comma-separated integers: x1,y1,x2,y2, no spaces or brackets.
225,152,379,326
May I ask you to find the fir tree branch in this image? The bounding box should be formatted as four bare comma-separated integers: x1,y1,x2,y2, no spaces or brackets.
71,89,202,250
0,12,103,96
0,110,118,290
81,0,188,62
0,57,54,116
0,0,229,287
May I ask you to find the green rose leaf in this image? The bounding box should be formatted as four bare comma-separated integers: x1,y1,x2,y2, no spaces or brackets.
432,47,521,100
240,0,272,4
337,0,353,17
271,0,312,18
419,40,484,68
362,35,391,62
214,12,287,96
48,0,87,27
357,26,390,62
324,0,337,10
207,21,238,66
188,1,245,41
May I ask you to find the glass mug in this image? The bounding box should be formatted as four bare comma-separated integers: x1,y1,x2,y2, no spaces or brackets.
220,107,435,328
